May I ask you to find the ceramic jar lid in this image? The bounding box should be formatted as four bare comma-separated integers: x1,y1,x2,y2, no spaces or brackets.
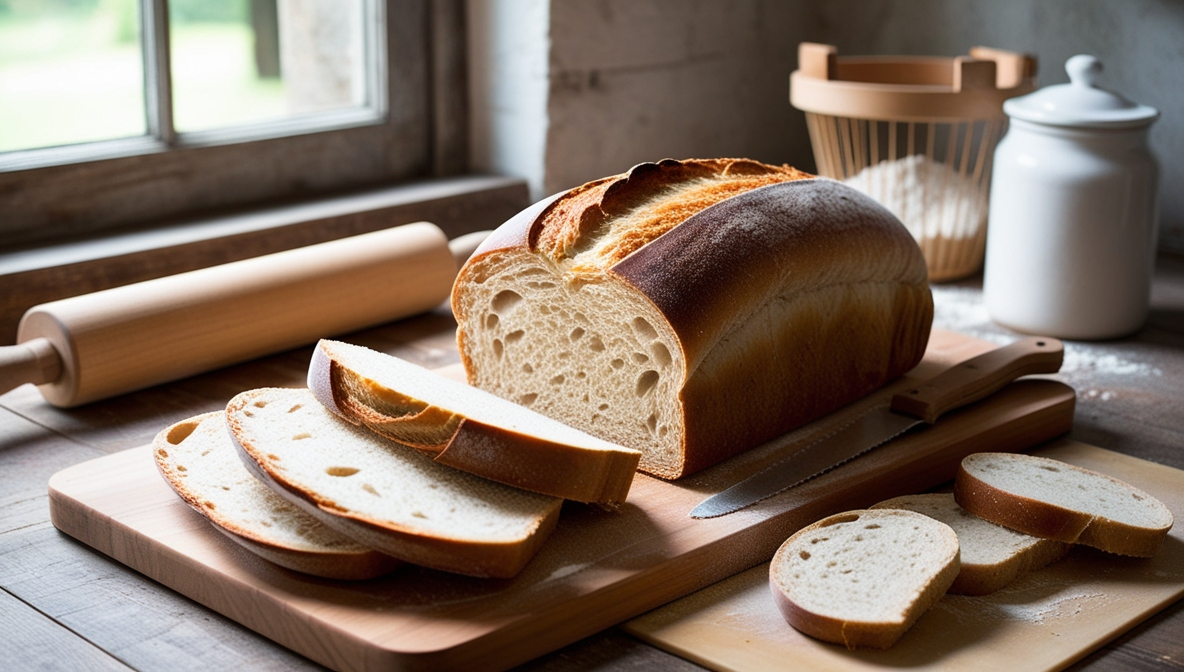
1003,54,1158,129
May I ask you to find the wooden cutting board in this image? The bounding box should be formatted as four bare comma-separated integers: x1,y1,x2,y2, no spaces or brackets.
47,330,1075,671
623,440,1184,672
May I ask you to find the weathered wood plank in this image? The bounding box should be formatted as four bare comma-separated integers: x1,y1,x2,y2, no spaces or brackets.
0,405,103,533
0,525,325,671
0,588,131,671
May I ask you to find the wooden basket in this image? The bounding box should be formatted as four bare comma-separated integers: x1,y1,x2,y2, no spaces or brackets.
790,43,1037,282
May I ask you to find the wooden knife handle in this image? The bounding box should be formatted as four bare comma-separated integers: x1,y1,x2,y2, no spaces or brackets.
890,336,1064,424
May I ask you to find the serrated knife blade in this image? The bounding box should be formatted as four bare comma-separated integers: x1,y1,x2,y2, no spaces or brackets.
689,336,1064,519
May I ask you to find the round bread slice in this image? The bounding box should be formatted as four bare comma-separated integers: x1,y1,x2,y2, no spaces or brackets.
872,493,1070,595
955,452,1174,557
226,388,563,578
153,412,400,580
769,509,960,650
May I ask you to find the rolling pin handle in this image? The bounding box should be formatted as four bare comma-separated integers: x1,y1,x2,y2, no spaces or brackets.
448,231,493,270
0,337,63,395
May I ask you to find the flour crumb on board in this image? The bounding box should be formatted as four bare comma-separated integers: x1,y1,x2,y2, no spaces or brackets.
936,589,1110,626
997,592,1108,624
544,563,590,583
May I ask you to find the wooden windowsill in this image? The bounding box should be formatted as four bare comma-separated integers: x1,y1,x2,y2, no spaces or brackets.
0,174,530,346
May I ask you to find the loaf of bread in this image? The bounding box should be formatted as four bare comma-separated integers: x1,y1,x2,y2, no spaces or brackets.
452,158,933,478
225,387,562,578
769,509,959,649
955,452,1174,557
153,412,400,580
872,493,1070,595
307,339,640,505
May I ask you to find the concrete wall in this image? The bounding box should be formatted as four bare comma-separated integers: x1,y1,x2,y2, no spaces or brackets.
469,0,1184,253
467,0,551,200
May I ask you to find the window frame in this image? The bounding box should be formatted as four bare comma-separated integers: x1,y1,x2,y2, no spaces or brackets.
0,0,465,250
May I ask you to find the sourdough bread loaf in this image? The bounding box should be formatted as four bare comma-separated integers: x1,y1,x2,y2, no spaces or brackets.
307,339,640,505
872,493,1070,595
452,158,933,479
769,509,959,649
153,412,399,580
226,387,562,578
955,452,1174,557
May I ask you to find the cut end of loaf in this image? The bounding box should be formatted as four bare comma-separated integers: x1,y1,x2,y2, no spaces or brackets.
454,254,687,478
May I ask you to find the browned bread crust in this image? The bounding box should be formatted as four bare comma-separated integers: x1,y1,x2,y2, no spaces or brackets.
872,493,1070,595
453,158,932,479
307,339,640,506
954,452,1174,557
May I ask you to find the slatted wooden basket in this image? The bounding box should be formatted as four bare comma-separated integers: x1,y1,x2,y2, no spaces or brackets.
790,43,1037,282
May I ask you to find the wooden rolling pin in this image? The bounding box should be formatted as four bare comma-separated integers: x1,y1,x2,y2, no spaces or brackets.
0,222,489,407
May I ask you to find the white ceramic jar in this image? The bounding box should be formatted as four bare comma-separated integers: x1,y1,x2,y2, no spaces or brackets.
983,55,1159,339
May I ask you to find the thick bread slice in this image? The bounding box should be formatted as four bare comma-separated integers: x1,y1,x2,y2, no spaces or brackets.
872,493,1070,595
955,452,1174,557
226,388,562,578
308,339,640,505
452,158,933,479
153,412,399,580
769,509,959,650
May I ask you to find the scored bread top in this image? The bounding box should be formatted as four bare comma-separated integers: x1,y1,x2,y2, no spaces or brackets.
533,159,812,271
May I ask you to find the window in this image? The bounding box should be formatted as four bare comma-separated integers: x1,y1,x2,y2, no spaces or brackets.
0,0,465,249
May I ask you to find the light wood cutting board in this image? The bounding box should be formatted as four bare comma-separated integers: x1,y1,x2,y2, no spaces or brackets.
623,440,1184,672
47,330,1076,671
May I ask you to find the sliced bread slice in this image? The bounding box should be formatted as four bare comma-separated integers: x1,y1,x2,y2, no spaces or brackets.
955,452,1174,557
153,412,400,580
872,493,1070,595
769,509,960,650
226,387,563,578
307,339,641,506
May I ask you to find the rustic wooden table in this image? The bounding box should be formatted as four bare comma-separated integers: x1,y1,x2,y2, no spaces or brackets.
3,257,1182,671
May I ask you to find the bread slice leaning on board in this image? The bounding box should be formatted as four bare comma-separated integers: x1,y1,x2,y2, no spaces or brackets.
955,452,1174,557
153,412,400,580
769,509,960,650
451,158,933,479
307,339,641,506
872,493,1070,595
225,387,562,579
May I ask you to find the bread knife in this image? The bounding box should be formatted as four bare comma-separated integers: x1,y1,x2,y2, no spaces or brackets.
689,336,1064,519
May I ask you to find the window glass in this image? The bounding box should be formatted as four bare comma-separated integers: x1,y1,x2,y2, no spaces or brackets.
0,0,146,152
170,0,368,133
